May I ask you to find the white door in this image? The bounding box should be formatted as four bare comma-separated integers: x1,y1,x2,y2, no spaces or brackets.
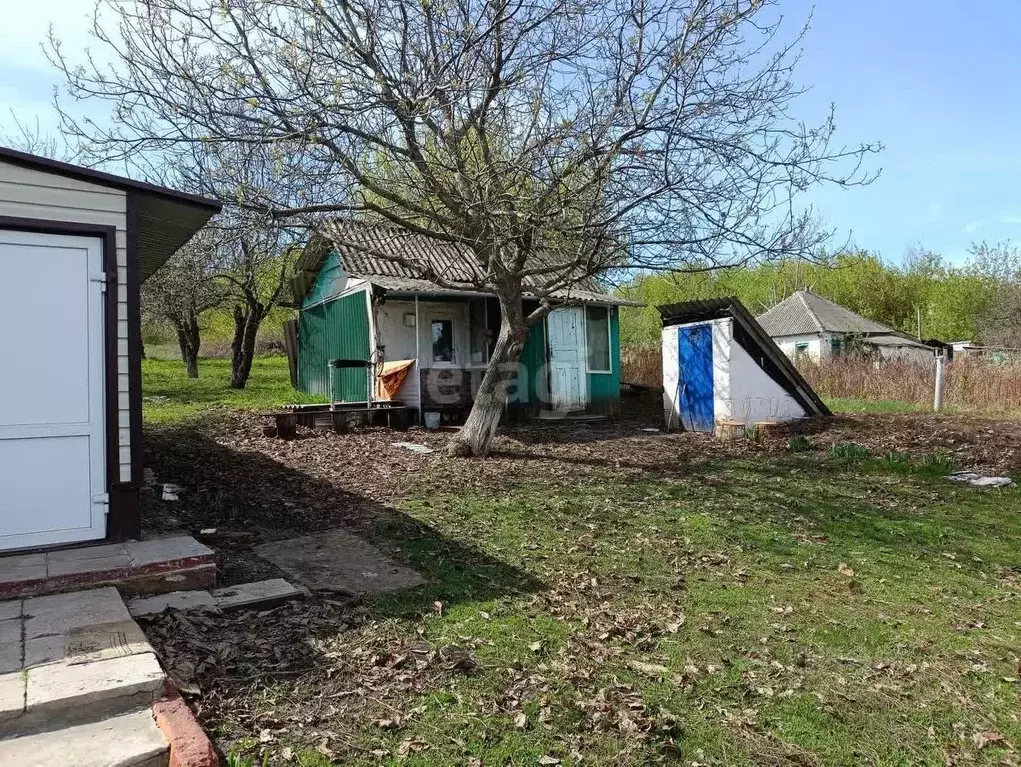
0,230,107,550
547,307,587,411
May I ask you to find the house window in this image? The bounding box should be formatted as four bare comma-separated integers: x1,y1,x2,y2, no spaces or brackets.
431,319,455,364
468,298,489,365
585,306,611,373
830,337,843,356
794,342,809,363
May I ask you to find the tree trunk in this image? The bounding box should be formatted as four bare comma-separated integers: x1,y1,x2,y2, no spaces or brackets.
230,300,264,389
173,312,201,378
446,291,531,458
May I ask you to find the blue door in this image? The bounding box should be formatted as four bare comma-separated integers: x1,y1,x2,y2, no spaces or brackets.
677,324,714,432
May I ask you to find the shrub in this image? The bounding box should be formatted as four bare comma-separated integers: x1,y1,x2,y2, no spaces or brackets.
800,355,1021,413
788,435,813,452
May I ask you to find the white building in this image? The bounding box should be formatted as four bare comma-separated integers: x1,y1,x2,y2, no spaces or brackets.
756,290,937,365
659,298,830,432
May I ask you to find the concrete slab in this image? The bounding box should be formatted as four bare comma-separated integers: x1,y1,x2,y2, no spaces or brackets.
23,588,130,640
125,537,214,568
65,620,152,665
127,590,217,618
47,553,133,578
0,555,47,586
0,671,25,723
25,652,165,723
45,542,128,564
0,707,169,767
254,529,426,595
23,634,63,670
0,599,22,622
211,579,303,611
0,618,22,674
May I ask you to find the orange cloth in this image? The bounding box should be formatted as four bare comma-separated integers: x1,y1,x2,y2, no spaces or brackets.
377,359,416,400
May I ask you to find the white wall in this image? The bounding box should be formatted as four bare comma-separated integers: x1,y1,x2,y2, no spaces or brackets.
727,328,807,425
0,159,131,483
663,318,807,429
661,323,680,428
773,332,831,361
374,299,422,408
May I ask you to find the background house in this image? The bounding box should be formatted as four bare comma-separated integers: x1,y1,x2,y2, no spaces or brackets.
0,148,219,552
289,223,640,422
756,290,937,364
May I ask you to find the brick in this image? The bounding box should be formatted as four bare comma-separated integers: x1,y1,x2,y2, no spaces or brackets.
153,683,218,767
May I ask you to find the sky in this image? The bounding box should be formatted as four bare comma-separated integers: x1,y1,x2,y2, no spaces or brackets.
2,1,1021,266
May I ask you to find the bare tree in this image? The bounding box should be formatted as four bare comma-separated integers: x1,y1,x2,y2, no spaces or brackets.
50,0,879,456
2,113,67,159
217,221,295,389
141,229,224,377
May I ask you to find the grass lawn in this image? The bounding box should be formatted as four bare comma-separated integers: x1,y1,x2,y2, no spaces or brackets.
139,401,1021,766
825,397,939,414
357,455,1021,766
142,355,322,423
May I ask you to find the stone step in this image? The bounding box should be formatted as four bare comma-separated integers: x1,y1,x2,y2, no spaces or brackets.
3,652,167,737
0,707,169,767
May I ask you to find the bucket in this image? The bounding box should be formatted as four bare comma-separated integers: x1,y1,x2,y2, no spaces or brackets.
423,411,441,429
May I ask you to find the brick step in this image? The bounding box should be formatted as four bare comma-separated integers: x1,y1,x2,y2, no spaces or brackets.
0,707,170,767
0,537,216,601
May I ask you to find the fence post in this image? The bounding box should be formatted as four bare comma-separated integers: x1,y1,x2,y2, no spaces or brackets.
933,353,946,411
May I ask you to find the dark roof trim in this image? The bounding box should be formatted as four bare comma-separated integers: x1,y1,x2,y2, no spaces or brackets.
0,147,222,212
659,297,831,418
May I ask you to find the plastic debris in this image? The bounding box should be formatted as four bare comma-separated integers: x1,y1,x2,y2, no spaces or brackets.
946,471,1014,488
393,442,435,454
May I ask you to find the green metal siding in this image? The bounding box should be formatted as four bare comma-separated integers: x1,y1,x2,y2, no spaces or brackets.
302,251,347,308
516,318,549,407
297,290,371,401
587,307,621,405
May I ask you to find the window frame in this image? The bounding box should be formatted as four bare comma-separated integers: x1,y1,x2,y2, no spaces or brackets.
584,305,613,374
429,317,457,367
467,297,490,367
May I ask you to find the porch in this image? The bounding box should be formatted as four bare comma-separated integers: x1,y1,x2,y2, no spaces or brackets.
296,285,625,425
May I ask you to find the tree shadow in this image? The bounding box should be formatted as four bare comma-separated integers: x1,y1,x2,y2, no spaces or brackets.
141,427,546,617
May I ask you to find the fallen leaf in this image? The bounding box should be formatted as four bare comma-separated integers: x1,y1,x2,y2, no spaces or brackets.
972,731,1003,749
837,563,855,577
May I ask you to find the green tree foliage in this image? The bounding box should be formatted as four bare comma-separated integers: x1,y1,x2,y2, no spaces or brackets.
619,249,999,345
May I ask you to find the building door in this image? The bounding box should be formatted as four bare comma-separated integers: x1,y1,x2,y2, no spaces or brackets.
677,323,715,432
547,307,587,411
0,230,107,550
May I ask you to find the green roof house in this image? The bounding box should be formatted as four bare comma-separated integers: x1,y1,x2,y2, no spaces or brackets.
289,222,640,423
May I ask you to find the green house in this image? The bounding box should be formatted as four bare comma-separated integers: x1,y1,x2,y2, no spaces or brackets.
289,222,641,422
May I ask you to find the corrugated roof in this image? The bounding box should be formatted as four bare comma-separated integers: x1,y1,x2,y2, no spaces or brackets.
756,290,893,337
658,297,830,417
864,334,933,350
292,220,639,306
